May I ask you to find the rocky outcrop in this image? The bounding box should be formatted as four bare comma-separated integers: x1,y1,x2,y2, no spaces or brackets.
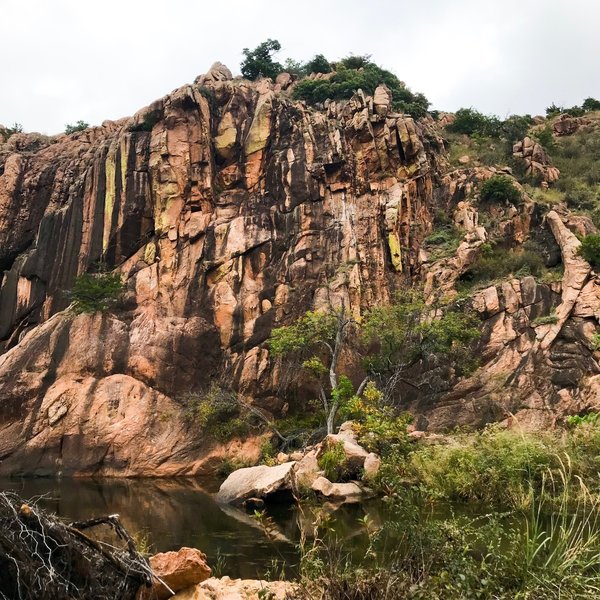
512,136,560,183
1,64,600,475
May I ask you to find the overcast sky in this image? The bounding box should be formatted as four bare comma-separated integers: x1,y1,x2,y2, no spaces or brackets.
2,0,599,134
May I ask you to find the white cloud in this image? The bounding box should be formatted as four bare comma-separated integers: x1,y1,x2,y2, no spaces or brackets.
1,0,599,133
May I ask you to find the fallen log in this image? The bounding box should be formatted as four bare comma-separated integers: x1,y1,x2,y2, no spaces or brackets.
0,491,153,600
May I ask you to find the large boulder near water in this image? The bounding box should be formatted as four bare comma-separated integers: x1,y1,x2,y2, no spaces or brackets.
215,462,296,505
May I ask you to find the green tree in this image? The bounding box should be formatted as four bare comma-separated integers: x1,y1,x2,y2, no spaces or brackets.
269,296,480,433
582,97,600,112
446,108,501,137
304,53,332,74
240,38,283,81
65,120,89,135
69,271,124,313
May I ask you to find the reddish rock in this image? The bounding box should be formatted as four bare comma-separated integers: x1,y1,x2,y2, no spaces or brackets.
139,547,211,600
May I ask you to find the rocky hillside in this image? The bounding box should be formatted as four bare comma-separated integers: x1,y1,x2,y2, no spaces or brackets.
1,63,599,476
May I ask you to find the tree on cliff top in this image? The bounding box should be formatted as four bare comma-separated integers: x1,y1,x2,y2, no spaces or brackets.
269,295,480,434
240,38,283,81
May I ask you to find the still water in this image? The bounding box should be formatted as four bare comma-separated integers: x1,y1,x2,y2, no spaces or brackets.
0,477,378,579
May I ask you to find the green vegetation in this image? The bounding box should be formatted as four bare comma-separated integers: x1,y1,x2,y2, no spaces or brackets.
69,271,124,313
240,39,284,81
269,296,480,434
459,244,545,288
296,461,600,599
64,120,89,135
578,234,600,267
447,108,531,143
546,97,600,117
292,58,429,117
0,122,23,142
183,384,253,441
423,226,463,259
531,312,559,326
317,440,349,481
479,175,523,205
239,40,429,118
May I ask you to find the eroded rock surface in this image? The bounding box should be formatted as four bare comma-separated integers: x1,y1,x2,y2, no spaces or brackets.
1,66,600,475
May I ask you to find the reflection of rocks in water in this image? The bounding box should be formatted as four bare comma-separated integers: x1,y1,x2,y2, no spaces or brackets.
217,502,292,544
0,477,300,579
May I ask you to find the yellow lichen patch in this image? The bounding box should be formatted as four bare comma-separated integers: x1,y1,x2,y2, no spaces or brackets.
388,232,402,271
103,151,116,252
143,242,157,265
207,259,234,286
244,96,272,156
215,112,238,160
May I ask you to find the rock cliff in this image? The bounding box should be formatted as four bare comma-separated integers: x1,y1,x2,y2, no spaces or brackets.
1,65,599,476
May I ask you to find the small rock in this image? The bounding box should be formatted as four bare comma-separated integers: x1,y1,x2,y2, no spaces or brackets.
363,453,381,479
311,476,370,503
458,155,470,164
139,547,211,600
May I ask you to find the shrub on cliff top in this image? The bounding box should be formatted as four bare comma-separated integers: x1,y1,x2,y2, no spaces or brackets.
292,59,430,118
69,271,124,313
65,120,89,135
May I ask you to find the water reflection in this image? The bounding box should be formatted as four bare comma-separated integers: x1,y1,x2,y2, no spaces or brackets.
0,477,376,579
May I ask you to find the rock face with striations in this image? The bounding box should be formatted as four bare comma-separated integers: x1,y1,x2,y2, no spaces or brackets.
1,66,599,476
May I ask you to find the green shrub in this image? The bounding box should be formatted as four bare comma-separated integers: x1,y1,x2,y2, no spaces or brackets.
423,226,463,259
292,60,429,118
447,107,501,137
578,234,600,267
183,385,251,441
531,312,558,326
408,428,556,506
567,412,600,427
479,175,522,205
69,271,124,313
533,125,554,149
583,97,600,112
318,440,349,482
304,54,331,74
64,120,89,135
459,246,544,287
240,39,283,80
0,122,23,141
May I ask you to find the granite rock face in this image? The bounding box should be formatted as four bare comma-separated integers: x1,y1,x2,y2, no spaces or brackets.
1,67,599,475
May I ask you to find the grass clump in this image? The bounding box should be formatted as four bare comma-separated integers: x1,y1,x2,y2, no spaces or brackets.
407,427,556,506
459,244,545,289
531,312,559,326
423,226,463,260
69,271,124,314
64,120,89,134
317,441,349,482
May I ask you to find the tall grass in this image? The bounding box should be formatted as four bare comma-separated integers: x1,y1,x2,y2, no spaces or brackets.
292,459,600,599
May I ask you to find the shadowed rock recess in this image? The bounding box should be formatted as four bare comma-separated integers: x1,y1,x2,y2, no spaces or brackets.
1,65,599,476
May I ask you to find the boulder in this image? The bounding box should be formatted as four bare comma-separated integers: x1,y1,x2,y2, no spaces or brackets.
172,576,293,599
139,547,211,600
292,449,322,488
195,62,232,85
311,476,371,503
215,462,296,505
363,453,381,479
